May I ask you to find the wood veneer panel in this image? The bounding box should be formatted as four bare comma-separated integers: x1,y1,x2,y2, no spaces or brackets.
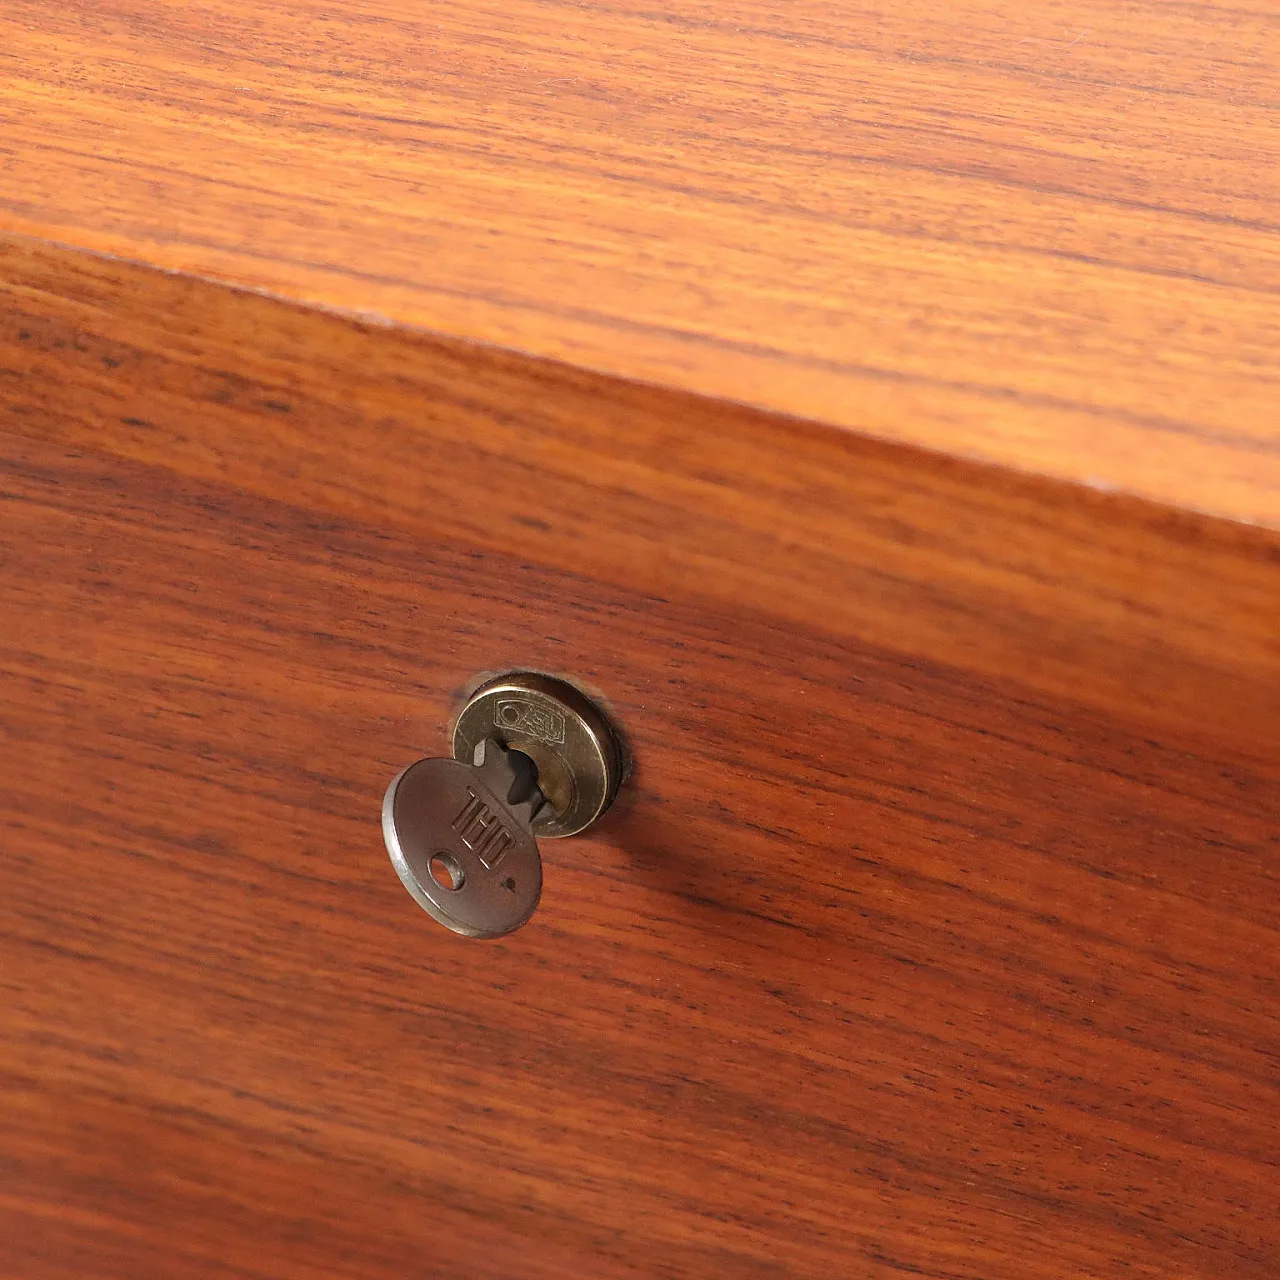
1,233,1278,1278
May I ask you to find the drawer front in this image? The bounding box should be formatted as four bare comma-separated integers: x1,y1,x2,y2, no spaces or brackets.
1,244,1278,1280
3,425,1278,1280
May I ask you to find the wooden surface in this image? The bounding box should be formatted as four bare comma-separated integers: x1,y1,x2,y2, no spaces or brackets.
3,232,1278,756
2,236,1279,1279
3,0,1280,525
3,0,1280,1273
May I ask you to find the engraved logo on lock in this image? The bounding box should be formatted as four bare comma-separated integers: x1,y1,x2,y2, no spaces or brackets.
494,698,566,745
451,786,514,870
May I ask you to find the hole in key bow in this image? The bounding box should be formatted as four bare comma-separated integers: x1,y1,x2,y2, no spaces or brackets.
428,851,466,892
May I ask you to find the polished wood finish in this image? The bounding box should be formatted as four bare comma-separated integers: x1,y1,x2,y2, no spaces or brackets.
3,0,1279,524
2,235,1278,1278
1,233,1277,754
3,0,1280,1273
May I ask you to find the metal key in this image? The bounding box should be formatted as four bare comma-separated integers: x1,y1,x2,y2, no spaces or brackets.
383,738,548,939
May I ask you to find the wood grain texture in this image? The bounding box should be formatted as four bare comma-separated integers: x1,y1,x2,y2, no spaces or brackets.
3,0,1279,525
2,235,1279,1279
2,232,1278,755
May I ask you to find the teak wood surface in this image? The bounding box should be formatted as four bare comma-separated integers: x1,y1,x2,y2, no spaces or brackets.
1,1,1279,1279
3,0,1280,525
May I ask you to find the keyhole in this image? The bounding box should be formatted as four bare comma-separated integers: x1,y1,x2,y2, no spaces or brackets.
428,852,466,892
